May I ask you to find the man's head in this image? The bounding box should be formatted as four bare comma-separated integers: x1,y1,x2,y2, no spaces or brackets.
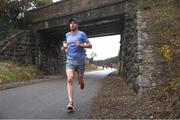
69,18,79,31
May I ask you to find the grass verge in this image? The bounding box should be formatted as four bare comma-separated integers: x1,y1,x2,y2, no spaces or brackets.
0,61,42,84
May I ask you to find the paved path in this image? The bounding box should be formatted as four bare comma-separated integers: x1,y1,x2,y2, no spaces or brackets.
0,68,116,119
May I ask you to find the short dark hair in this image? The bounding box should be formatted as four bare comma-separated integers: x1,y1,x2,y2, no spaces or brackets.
69,18,79,24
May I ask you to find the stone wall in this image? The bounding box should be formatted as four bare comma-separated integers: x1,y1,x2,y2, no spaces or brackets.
119,0,169,94
119,0,153,94
32,32,66,74
0,30,34,64
135,6,174,91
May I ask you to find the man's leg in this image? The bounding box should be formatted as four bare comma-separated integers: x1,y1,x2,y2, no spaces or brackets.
66,69,74,109
77,75,85,90
76,60,85,90
77,64,85,90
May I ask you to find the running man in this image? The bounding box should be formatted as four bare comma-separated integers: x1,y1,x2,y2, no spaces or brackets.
61,18,92,111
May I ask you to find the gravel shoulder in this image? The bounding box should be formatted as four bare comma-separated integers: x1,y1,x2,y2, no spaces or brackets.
91,72,139,119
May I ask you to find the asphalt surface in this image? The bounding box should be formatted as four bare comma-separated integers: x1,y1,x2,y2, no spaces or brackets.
0,68,116,119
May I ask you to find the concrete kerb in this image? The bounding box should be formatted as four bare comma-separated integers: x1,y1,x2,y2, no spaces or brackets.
0,75,66,91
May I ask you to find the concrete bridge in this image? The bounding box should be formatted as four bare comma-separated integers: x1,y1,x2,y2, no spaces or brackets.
27,0,125,37
21,0,155,93
26,0,127,74
25,0,149,93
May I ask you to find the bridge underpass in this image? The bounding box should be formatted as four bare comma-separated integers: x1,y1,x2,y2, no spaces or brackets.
36,14,123,74
26,0,153,93
26,0,125,74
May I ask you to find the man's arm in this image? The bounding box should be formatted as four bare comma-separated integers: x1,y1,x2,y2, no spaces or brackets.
75,40,92,49
61,41,68,52
80,41,92,49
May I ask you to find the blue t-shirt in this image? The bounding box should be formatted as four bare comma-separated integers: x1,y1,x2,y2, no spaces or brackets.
65,30,89,60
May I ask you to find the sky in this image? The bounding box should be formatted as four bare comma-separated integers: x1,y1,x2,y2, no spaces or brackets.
53,0,62,2
53,0,121,60
87,35,120,60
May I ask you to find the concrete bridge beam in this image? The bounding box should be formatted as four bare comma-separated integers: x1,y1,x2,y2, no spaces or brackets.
27,1,126,34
